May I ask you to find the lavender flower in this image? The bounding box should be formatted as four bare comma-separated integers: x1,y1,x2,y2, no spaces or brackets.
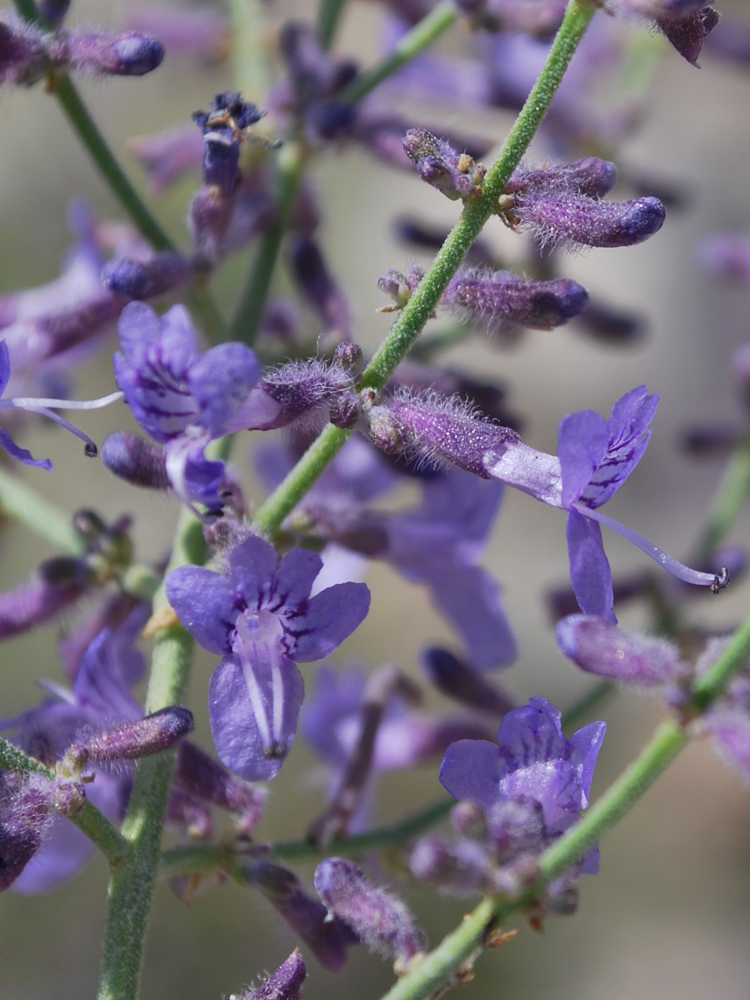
113,301,260,508
483,386,727,619
166,535,370,780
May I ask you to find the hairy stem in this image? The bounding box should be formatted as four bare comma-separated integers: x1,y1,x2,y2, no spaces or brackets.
253,0,596,533
97,508,205,1000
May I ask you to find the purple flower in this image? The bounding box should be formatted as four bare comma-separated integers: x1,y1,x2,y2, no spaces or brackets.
440,697,605,827
402,128,486,201
114,301,260,508
166,536,370,781
483,387,726,620
233,950,306,1000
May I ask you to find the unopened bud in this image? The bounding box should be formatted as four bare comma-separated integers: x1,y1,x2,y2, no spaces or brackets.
70,706,194,765
61,29,165,77
421,647,513,716
233,950,307,1000
102,432,171,490
102,254,191,301
402,128,486,201
314,858,427,970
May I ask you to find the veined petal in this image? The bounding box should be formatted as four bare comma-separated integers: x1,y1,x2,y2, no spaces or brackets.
273,548,323,610
228,536,280,609
209,651,305,781
439,738,505,810
566,508,615,623
558,410,608,508
166,566,237,654
290,582,370,662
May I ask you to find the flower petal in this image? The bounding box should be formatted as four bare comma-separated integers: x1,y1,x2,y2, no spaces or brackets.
566,508,615,623
166,566,237,654
290,582,370,662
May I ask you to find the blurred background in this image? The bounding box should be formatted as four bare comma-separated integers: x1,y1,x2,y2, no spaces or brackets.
2,0,750,998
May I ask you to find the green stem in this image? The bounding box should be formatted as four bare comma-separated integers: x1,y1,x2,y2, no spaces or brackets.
0,738,129,865
253,0,596,533
693,438,750,562
340,1,457,105
0,467,85,554
317,0,348,50
690,605,750,712
52,75,174,252
97,508,204,1000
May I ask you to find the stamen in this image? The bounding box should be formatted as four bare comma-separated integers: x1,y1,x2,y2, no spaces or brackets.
573,501,729,590
3,391,124,458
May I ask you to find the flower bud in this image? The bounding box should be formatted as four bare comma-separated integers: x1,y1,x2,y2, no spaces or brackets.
314,858,427,970
420,647,514,716
364,390,520,477
69,706,194,765
402,128,486,201
508,192,666,251
101,254,191,301
506,158,618,199
233,951,306,1000
62,30,165,77
290,237,351,336
38,0,71,26
0,558,94,640
102,432,171,490
235,357,355,431
409,836,496,895
656,6,720,65
247,861,359,972
556,615,689,685
442,267,589,332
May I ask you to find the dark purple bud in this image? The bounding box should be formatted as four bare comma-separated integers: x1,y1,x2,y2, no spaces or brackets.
509,192,666,250
64,30,165,77
364,390,520,477
420,648,514,716
442,267,589,332
290,237,351,336
175,741,266,835
314,858,427,970
0,559,94,640
69,707,194,765
410,836,497,895
402,128,486,201
333,342,363,373
306,99,357,143
612,0,708,16
247,861,359,971
656,6,720,65
680,422,739,458
506,158,618,199
236,951,307,1000
102,432,171,490
0,15,49,86
101,254,191,301
0,772,53,893
38,0,71,26
556,615,689,685
575,299,645,345
329,391,361,430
